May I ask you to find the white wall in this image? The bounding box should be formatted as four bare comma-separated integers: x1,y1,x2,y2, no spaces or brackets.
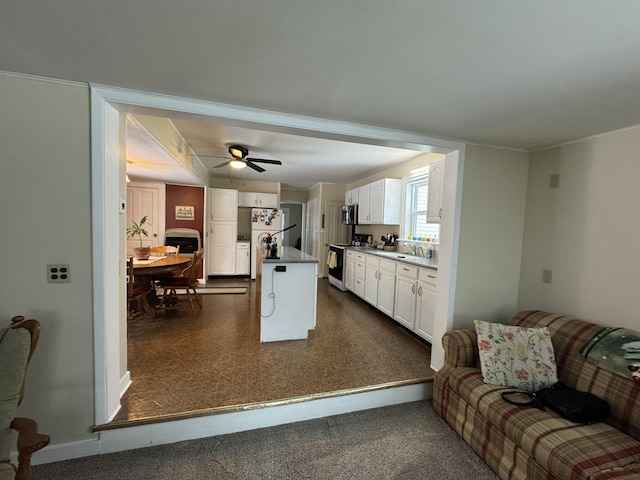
0,73,97,445
452,145,530,329
518,126,640,328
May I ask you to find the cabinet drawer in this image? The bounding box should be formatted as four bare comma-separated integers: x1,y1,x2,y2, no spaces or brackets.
354,261,366,279
419,268,437,283
396,264,418,278
365,255,379,267
355,252,366,262
379,258,396,273
346,250,355,259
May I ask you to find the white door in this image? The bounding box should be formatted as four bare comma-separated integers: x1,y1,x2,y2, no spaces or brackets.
377,269,396,316
126,182,165,253
364,263,379,306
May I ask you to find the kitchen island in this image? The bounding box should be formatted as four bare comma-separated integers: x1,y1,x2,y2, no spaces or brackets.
257,246,319,342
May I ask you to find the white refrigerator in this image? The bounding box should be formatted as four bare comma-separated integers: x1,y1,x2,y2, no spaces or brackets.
251,208,284,279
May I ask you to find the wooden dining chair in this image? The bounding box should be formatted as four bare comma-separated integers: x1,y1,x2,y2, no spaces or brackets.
1,316,50,480
156,249,204,317
149,245,180,256
127,257,154,320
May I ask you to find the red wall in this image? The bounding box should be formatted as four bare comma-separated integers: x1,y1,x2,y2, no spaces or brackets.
165,184,205,240
165,184,206,277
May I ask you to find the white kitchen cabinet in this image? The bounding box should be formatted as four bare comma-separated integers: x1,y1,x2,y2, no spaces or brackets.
235,242,250,275
208,188,238,275
238,191,279,208
364,255,380,306
357,178,401,225
353,252,366,298
357,184,371,224
415,269,438,342
394,264,418,330
427,160,444,223
345,188,359,205
376,259,396,317
345,250,355,291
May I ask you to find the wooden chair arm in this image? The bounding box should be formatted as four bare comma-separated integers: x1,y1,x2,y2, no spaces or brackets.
11,417,50,480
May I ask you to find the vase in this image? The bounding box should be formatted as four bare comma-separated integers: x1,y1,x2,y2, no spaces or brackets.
133,246,151,260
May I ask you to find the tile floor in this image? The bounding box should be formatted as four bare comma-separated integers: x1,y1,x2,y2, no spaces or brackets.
110,277,434,426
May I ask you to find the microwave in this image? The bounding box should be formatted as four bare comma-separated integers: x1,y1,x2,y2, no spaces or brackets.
342,204,358,225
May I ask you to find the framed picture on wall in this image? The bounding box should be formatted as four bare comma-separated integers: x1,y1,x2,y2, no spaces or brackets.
175,206,195,220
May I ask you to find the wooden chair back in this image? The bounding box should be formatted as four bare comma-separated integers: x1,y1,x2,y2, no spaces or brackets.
150,245,180,256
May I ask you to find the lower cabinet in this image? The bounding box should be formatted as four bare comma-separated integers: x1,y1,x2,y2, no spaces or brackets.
235,242,250,275
394,265,419,330
363,256,396,317
415,269,438,342
353,253,366,298
345,250,355,291
343,249,437,343
393,265,438,342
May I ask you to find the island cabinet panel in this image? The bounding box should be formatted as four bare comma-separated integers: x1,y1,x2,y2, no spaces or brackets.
258,246,319,342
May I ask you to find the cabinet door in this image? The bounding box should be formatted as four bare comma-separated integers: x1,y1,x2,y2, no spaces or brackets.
364,263,379,306
353,276,365,298
238,191,257,207
394,275,416,329
210,247,236,275
345,258,355,291
209,222,237,274
358,184,371,224
415,278,436,342
377,269,395,317
210,188,238,220
368,180,385,224
257,193,279,208
235,245,250,275
427,161,444,223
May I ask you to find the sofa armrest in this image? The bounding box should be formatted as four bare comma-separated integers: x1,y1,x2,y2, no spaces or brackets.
442,329,479,369
433,329,479,418
11,417,50,480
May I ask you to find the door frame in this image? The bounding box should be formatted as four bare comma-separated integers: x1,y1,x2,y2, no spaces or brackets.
91,84,465,425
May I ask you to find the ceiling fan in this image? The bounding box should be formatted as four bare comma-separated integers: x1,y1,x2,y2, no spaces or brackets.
198,144,282,173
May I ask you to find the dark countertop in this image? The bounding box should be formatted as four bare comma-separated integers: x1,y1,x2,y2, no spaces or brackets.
347,246,438,271
262,246,319,264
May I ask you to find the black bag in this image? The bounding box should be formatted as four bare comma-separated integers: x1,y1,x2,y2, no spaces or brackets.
501,382,610,424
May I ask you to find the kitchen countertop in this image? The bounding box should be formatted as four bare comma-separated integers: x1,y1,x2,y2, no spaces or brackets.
262,246,319,264
348,246,438,271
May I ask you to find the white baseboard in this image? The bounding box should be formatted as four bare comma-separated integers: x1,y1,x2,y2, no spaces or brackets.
32,382,432,464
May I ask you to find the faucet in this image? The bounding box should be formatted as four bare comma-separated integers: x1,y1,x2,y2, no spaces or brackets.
417,246,425,257
403,242,417,256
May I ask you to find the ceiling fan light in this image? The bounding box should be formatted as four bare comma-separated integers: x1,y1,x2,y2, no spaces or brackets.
229,145,246,158
230,159,246,169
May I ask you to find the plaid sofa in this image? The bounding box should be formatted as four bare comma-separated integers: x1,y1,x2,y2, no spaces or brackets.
433,310,640,480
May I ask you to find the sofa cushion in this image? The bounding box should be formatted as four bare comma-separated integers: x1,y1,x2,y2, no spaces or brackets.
448,366,640,480
0,462,16,480
474,319,558,391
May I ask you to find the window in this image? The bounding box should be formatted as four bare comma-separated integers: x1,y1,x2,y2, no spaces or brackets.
402,172,440,242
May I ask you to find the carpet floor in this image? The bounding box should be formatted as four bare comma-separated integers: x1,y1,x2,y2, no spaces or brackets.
34,401,499,480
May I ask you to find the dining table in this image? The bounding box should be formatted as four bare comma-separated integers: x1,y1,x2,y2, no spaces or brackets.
132,255,191,310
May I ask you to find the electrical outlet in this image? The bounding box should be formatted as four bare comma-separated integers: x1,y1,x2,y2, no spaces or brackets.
542,269,552,284
47,264,71,283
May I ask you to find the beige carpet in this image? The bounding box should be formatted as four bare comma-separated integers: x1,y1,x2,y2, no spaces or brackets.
34,401,499,480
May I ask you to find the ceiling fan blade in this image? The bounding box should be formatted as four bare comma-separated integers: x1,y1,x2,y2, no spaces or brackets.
214,160,231,168
246,157,282,165
246,161,266,173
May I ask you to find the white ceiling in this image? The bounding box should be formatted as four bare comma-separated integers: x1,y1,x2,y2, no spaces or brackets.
3,1,640,187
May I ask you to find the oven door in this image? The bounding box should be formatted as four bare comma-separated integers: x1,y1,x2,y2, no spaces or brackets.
328,245,347,290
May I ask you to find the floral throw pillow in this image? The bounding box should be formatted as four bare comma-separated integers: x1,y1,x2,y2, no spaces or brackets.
474,319,558,392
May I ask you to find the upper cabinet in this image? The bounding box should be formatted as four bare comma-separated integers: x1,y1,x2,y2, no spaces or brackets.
238,192,279,208
427,160,444,223
358,178,401,225
345,188,359,205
